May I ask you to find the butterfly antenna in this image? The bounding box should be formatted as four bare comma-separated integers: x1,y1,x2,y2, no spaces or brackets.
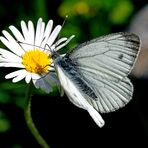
54,15,69,51
17,40,45,50
16,40,27,53
44,43,53,55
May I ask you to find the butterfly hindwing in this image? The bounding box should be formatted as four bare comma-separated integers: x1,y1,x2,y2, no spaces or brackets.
81,74,133,113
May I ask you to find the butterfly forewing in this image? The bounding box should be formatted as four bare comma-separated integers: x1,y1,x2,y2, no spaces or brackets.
67,32,140,81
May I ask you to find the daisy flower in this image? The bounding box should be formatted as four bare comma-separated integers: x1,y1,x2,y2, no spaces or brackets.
0,18,74,93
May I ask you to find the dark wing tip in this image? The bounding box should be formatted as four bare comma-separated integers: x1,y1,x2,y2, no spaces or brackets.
122,32,140,48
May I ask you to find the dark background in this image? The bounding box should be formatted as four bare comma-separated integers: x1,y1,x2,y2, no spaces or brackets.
0,0,148,148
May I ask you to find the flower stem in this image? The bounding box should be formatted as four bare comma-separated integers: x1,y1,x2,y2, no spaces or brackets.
24,83,50,148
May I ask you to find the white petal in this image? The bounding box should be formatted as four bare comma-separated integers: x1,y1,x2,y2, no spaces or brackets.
0,57,21,63
48,67,54,71
35,18,42,44
9,25,25,42
31,73,41,80
47,25,61,46
12,71,28,83
54,35,75,51
21,20,29,41
50,37,67,52
0,57,6,62
0,31,24,56
54,37,67,46
2,31,23,53
44,20,53,38
0,48,22,62
35,18,45,46
5,69,27,79
20,21,33,51
28,20,35,45
40,20,53,48
25,72,32,83
20,20,36,50
40,22,45,46
0,62,24,68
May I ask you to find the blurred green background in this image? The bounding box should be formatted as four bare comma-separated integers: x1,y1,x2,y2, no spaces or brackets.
0,0,148,148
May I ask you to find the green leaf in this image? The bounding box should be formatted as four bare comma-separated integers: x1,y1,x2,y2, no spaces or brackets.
109,0,134,24
0,91,11,104
0,111,11,133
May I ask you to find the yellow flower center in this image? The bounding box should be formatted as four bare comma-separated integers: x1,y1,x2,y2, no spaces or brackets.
22,49,51,74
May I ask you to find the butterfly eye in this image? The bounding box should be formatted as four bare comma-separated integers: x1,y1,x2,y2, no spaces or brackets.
51,51,59,60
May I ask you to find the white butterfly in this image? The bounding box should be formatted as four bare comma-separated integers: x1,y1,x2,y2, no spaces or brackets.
53,32,140,127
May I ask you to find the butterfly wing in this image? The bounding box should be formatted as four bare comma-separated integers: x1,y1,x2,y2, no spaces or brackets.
67,32,140,81
66,32,140,113
80,74,133,113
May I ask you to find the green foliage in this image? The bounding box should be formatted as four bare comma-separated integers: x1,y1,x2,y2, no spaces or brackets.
58,0,134,43
109,0,134,24
34,0,48,21
0,111,11,133
0,82,26,108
